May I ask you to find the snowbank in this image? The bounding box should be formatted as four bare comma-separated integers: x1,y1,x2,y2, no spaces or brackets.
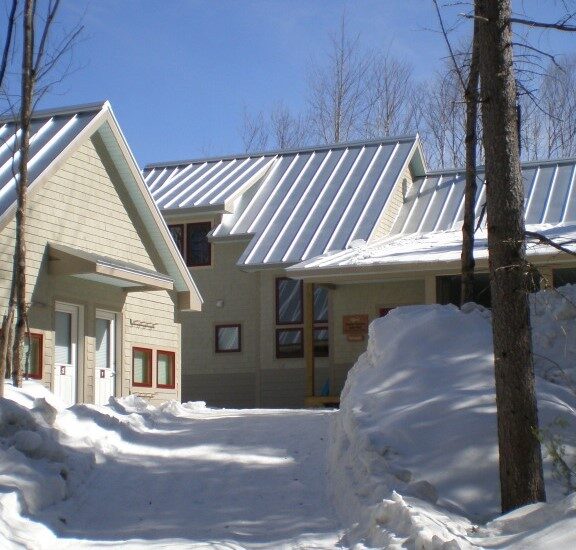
330,286,576,548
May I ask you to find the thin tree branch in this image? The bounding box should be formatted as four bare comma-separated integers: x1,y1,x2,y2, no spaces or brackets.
526,230,576,256
0,0,18,90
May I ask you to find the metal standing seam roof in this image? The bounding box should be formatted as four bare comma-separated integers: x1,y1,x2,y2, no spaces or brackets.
0,101,202,308
391,158,576,235
0,102,105,220
143,155,277,211
288,157,576,274
146,137,419,267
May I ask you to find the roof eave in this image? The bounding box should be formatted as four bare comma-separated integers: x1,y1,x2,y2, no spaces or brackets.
99,107,203,311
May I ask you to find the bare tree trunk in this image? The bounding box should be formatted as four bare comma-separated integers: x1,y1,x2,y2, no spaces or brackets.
461,19,480,305
476,0,546,512
12,0,35,388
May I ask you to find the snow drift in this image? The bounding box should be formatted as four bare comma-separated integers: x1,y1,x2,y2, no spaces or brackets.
330,285,576,548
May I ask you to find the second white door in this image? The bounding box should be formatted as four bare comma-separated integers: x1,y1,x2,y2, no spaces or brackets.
94,310,116,406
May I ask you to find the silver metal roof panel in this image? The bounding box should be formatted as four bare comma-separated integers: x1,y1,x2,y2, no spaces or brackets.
391,159,576,236
0,109,100,219
148,137,419,267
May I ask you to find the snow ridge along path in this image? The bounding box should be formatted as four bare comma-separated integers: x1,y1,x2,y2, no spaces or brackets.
1,391,344,550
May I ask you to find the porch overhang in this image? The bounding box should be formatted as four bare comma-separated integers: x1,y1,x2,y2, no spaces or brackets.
48,243,174,292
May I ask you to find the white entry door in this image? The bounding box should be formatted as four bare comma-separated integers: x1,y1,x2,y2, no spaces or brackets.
94,310,116,406
54,303,79,407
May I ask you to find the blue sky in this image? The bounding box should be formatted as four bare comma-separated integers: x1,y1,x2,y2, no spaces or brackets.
47,1,576,167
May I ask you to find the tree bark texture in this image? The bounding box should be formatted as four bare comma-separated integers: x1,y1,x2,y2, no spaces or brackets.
461,17,480,305
476,0,546,512
12,0,35,387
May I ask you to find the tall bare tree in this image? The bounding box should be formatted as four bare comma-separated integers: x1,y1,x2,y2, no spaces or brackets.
417,68,467,169
307,15,370,144
476,0,546,512
363,51,417,138
0,0,82,395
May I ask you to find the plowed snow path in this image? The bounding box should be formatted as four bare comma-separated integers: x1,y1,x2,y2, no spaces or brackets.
35,406,344,549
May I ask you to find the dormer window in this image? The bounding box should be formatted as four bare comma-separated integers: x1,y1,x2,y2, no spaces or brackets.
168,222,212,267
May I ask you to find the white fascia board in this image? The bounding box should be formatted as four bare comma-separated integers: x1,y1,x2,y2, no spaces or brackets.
95,107,203,311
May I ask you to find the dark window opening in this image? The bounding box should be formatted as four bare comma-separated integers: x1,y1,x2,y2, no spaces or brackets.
553,268,576,288
186,222,212,266
436,274,492,308
168,224,184,256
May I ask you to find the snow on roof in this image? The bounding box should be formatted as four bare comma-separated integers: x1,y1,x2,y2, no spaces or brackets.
392,158,576,235
0,102,106,220
290,223,576,273
147,137,420,267
289,157,576,275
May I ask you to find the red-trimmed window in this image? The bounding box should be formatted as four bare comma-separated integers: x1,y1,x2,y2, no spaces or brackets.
132,347,152,387
215,324,241,353
24,333,43,380
186,222,212,266
157,350,176,389
276,328,303,358
275,279,330,358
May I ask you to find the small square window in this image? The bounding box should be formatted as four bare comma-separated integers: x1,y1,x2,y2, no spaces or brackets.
24,333,43,380
157,350,176,388
276,328,303,359
215,325,241,353
132,347,152,387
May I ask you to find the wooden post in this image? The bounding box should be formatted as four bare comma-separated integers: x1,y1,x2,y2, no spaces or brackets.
303,282,314,399
424,275,437,304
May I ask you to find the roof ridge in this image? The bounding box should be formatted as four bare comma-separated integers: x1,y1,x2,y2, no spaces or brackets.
143,135,419,170
0,100,108,124
423,156,576,177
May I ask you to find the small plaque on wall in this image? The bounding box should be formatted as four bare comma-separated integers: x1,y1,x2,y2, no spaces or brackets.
343,314,369,341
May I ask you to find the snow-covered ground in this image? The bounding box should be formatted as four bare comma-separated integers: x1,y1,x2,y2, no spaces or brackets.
0,386,342,549
2,285,576,549
331,286,576,549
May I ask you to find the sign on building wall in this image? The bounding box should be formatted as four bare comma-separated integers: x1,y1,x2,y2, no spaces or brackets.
343,314,369,341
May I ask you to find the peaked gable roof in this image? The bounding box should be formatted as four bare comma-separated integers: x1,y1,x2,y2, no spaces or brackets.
145,137,424,268
0,101,202,310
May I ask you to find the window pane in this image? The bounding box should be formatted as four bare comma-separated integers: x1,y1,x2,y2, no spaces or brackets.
277,278,302,324
216,326,240,352
157,351,174,387
553,268,576,288
186,223,211,266
313,328,329,357
436,274,492,308
276,328,303,358
55,311,72,364
23,334,41,378
314,286,329,323
95,318,111,369
168,225,184,255
133,349,151,385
